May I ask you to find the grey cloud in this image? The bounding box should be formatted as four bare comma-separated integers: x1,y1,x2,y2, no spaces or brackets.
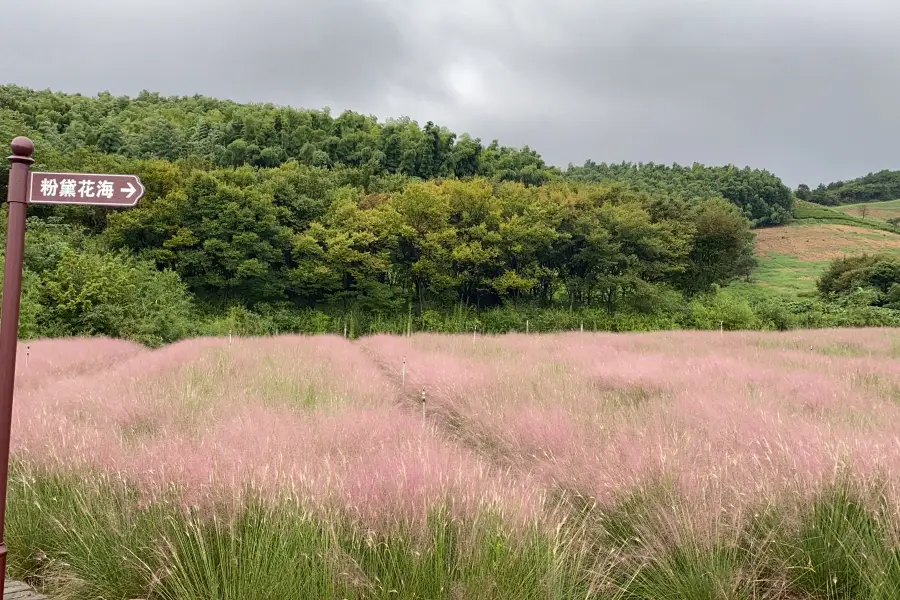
2,0,900,185
2,0,411,109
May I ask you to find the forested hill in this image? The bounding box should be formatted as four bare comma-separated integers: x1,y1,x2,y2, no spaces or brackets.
798,169,900,206
566,160,793,226
0,84,557,189
1,85,792,225
0,84,813,345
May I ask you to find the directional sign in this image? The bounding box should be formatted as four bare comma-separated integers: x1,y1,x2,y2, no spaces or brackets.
0,138,150,596
28,172,145,207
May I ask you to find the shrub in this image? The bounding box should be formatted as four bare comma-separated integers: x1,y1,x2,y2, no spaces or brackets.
37,247,195,346
686,287,758,330
818,254,900,301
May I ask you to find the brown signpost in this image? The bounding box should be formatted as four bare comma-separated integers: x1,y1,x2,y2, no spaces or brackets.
0,138,144,598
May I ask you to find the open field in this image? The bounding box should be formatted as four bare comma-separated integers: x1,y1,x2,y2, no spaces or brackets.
792,200,900,233
7,331,900,599
753,219,900,295
838,199,900,223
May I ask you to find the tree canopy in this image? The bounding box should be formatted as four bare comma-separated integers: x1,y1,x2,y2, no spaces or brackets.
798,169,900,206
566,160,793,226
817,254,900,309
0,84,808,342
0,85,557,187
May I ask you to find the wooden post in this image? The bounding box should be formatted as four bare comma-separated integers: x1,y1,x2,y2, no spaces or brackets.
0,137,34,595
0,137,143,597
420,387,426,432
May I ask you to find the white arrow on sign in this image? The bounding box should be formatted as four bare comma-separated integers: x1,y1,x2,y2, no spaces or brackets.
120,182,137,199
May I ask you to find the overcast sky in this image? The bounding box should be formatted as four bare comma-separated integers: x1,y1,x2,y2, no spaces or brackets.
3,0,900,186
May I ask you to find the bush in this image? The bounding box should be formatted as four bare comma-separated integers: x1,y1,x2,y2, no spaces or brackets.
818,254,900,308
752,300,798,331
255,303,333,335
686,287,758,331
198,305,275,338
37,247,196,346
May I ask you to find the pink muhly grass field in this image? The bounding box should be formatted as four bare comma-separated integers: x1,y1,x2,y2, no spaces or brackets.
11,335,538,526
10,328,900,530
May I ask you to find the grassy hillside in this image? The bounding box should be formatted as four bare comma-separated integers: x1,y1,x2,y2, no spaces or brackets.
792,200,900,233
837,198,900,223
750,201,900,295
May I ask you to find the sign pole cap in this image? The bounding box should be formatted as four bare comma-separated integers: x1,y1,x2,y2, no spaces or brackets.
10,137,34,157
9,137,34,163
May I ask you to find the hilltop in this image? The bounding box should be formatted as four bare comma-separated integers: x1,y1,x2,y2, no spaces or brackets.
837,199,900,226
798,169,900,206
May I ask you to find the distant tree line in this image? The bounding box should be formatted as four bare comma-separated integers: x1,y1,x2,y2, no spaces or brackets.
797,170,900,206
100,166,756,312
0,84,556,196
567,160,793,226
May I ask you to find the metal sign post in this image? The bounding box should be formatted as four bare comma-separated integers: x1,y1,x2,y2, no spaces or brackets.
0,138,144,597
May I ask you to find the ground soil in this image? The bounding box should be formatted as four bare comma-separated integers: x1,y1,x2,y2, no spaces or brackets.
755,224,900,260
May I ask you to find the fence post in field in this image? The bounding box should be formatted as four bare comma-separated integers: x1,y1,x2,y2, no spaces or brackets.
420,387,427,432
580,320,584,333
526,319,529,334
228,329,232,345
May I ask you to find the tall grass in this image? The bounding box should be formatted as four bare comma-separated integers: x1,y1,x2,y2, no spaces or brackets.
10,465,900,599
196,294,900,342
8,330,900,598
8,464,604,600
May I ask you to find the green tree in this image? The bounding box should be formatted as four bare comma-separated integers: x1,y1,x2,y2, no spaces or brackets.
679,198,756,295
291,187,401,312
38,247,195,346
818,254,900,305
